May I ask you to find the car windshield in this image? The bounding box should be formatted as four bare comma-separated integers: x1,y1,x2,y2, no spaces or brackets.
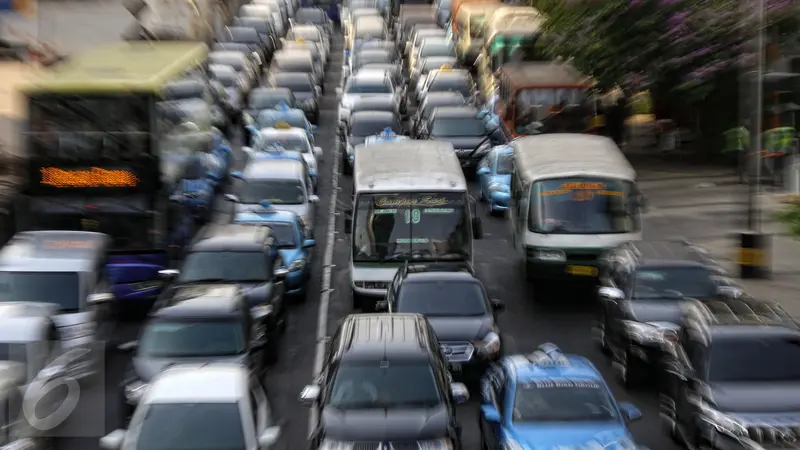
0,272,80,311
431,117,485,137
396,281,487,316
0,343,29,364
420,43,455,58
633,267,717,300
422,100,464,120
429,77,472,98
346,80,392,94
351,119,401,137
273,78,313,92
708,336,800,382
353,193,471,262
530,177,638,234
134,403,245,450
496,153,513,175
513,380,618,422
249,92,290,109
261,136,310,153
239,179,306,205
138,319,246,358
263,222,297,248
179,251,269,283
356,53,392,68
329,362,441,409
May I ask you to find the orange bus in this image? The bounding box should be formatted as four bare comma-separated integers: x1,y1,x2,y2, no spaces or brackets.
495,62,596,138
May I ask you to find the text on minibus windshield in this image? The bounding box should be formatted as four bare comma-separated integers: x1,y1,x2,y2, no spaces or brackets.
540,182,624,202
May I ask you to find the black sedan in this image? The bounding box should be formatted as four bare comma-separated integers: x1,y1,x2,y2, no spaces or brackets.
266,72,321,123
417,105,501,171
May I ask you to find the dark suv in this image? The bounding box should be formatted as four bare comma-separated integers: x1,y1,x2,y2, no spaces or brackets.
299,313,469,449
157,223,288,354
661,296,800,450
595,240,742,388
118,285,271,423
379,262,505,382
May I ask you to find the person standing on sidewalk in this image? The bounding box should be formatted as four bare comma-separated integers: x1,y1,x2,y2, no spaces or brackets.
722,120,751,184
606,97,627,147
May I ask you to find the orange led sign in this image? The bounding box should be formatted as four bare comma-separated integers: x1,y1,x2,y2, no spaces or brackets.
40,167,138,188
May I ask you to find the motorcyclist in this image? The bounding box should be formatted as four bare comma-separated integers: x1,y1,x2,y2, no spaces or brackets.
208,128,233,188
172,154,214,225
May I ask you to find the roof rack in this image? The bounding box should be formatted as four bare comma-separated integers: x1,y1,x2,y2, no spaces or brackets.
401,260,476,278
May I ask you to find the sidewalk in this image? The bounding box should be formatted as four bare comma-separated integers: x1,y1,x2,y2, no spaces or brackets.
693,193,800,315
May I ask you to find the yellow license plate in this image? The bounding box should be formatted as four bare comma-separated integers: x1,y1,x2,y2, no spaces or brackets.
566,265,598,277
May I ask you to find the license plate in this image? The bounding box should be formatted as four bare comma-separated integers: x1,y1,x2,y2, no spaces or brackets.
566,265,598,277
449,363,462,373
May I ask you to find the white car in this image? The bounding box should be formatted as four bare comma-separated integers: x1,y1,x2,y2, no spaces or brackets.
100,364,282,450
336,71,403,125
256,126,323,182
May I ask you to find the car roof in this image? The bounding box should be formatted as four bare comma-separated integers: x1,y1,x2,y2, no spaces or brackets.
244,158,306,179
209,64,237,75
144,364,248,404
423,91,466,103
261,127,308,138
190,223,274,252
338,313,433,362
252,86,292,96
209,51,246,60
235,208,300,225
502,345,603,384
404,271,481,283
0,231,109,273
351,110,396,121
350,71,389,82
429,70,471,80
432,105,479,119
353,96,396,108
274,49,313,60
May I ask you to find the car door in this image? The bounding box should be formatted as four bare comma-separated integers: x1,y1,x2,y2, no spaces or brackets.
480,364,505,450
477,150,494,197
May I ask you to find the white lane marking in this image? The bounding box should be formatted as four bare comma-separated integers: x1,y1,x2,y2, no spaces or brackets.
309,120,340,436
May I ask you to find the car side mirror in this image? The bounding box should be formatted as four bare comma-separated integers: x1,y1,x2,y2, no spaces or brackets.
230,171,244,179
87,293,114,304
480,404,501,423
344,208,353,233
490,299,505,312
619,402,642,422
258,426,281,449
299,384,321,405
476,167,491,176
598,286,624,302
274,268,289,279
303,239,317,248
472,217,483,239
117,340,138,353
450,382,469,404
158,269,180,281
311,124,318,132
309,195,320,203
99,430,127,450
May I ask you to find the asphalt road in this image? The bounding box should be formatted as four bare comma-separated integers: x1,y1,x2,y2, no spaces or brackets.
42,31,746,450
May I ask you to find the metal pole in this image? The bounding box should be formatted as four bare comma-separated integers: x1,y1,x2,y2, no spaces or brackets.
748,0,766,232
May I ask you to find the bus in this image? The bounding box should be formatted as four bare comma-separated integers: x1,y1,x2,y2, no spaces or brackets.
343,140,483,311
454,2,500,67
508,134,642,283
476,8,543,101
495,62,595,138
18,41,210,303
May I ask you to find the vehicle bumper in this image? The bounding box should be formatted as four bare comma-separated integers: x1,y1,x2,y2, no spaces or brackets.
285,269,308,295
351,285,388,310
524,247,604,280
488,192,510,211
446,355,499,383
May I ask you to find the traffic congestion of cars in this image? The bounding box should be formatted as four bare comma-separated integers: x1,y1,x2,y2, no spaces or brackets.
0,0,798,450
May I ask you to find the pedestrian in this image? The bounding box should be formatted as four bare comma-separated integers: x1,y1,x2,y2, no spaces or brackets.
722,119,751,184
606,97,627,147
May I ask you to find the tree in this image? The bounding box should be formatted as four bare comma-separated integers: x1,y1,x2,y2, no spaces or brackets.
532,0,799,153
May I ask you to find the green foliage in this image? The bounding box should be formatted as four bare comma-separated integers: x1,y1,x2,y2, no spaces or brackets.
776,202,800,238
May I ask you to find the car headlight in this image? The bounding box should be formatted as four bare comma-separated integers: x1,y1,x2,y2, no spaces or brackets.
473,331,501,357
623,320,679,344
318,440,353,450
489,183,509,193
532,249,566,262
60,323,94,340
251,304,274,319
125,380,149,404
418,438,454,450
698,402,747,437
288,259,306,271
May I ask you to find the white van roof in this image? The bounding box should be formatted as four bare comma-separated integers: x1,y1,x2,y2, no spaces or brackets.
511,134,636,182
354,140,467,193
